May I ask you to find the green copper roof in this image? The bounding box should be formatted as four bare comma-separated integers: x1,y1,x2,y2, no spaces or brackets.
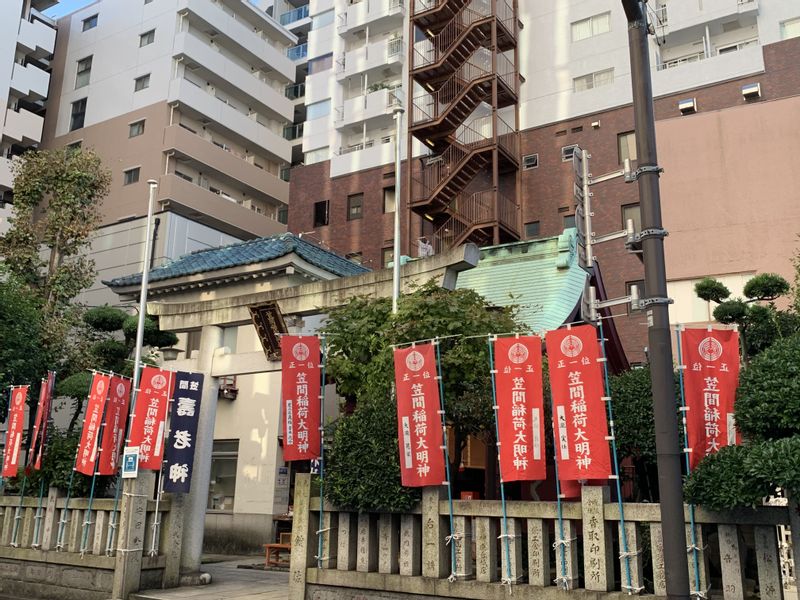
456,229,588,334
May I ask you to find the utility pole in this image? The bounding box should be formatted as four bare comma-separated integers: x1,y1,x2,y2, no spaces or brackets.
620,3,690,599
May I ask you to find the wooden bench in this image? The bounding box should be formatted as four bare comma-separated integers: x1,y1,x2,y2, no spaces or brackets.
264,533,292,567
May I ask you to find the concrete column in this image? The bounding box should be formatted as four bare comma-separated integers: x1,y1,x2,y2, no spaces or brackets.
474,516,498,583
40,487,60,551
754,525,784,600
650,522,667,596
336,512,357,571
377,513,398,574
718,524,745,600
162,494,185,587
399,514,421,576
356,513,377,573
112,471,155,600
526,517,549,587
499,517,522,583
452,515,472,580
180,325,224,574
618,521,644,593
421,486,448,579
582,486,613,591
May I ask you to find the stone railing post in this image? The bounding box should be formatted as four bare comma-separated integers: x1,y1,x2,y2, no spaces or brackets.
288,473,317,600
112,471,155,600
500,517,523,583
754,524,784,600
686,522,710,595
356,513,377,572
161,494,185,588
718,524,745,600
337,512,357,571
582,486,613,591
378,513,398,574
527,518,550,587
40,487,61,551
618,520,644,593
318,510,338,569
421,487,448,578
650,523,667,596
399,514,421,576
452,515,472,580
474,516,498,582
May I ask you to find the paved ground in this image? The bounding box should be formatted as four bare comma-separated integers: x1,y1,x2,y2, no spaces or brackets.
131,558,289,600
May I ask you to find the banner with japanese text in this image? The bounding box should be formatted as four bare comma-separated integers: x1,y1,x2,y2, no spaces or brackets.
393,343,446,487
2,386,29,478
76,373,110,476
97,376,131,476
281,336,321,461
164,372,204,493
681,328,740,470
28,371,55,471
545,325,611,481
128,367,174,471
494,336,546,482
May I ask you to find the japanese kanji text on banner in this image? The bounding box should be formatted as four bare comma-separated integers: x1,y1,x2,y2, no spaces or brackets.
2,386,28,478
681,328,741,469
97,376,131,476
164,372,204,493
128,367,174,470
545,325,612,481
281,336,321,461
494,336,546,482
393,344,446,487
76,373,111,476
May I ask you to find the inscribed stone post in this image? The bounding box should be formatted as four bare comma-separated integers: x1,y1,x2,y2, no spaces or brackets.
92,510,109,555
686,523,710,595
20,507,34,548
421,486,448,579
582,486,613,591
356,512,377,573
40,487,60,551
162,494,185,587
527,518,550,587
500,517,523,583
474,516,498,583
452,515,472,580
288,473,317,600
378,513,398,574
553,520,579,590
337,512,357,571
111,471,154,600
318,510,338,569
718,524,745,600
399,514,421,576
754,524,784,600
649,523,667,596
618,521,644,593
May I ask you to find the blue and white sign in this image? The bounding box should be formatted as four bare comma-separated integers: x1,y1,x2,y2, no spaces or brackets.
163,372,204,494
122,446,139,479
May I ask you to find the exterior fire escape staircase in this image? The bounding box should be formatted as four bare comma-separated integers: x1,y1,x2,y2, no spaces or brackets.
409,0,521,252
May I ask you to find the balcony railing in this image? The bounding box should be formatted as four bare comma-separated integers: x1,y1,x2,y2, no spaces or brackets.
287,43,308,60
283,123,304,140
285,82,306,100
279,4,309,25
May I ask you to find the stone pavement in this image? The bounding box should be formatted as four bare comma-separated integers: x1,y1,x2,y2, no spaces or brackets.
131,558,289,600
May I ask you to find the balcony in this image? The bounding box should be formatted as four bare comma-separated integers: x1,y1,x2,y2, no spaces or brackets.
331,137,396,177
17,16,56,60
0,157,14,192
335,38,404,81
287,43,308,61
163,124,289,205
178,0,296,82
338,0,404,35
283,123,304,141
9,61,50,101
285,82,305,100
3,107,44,146
279,4,309,26
173,32,293,122
335,88,401,129
167,78,292,163
654,43,763,96
656,0,759,35
158,173,286,239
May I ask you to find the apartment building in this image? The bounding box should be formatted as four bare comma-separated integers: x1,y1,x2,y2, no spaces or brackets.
41,0,299,306
0,0,59,231
288,0,800,362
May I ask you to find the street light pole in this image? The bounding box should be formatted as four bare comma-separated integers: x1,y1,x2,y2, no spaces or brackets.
621,3,690,599
392,104,405,315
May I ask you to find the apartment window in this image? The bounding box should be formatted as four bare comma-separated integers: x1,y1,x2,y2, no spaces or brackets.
563,214,576,229
207,440,238,511
621,203,642,233
780,17,800,40
308,53,333,74
70,98,87,131
134,74,150,92
347,193,363,220
383,187,396,213
618,131,637,164
277,205,288,224
524,221,540,238
307,99,331,120
123,167,140,185
75,56,92,89
522,153,539,170
571,12,611,42
345,252,363,264
82,14,98,31
139,29,155,47
627,280,645,313
573,68,614,92
382,247,394,268
304,146,329,165
561,144,578,162
128,119,145,138
313,200,329,227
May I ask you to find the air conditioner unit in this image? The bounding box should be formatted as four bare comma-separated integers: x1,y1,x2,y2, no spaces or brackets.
741,82,761,99
678,98,697,114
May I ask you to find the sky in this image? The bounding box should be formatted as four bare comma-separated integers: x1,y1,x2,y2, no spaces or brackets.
44,0,95,18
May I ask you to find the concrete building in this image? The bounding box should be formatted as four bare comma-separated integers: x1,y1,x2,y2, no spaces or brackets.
0,0,59,231
287,0,800,362
40,0,299,306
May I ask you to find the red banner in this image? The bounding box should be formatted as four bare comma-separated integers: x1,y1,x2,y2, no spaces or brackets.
681,328,741,470
128,367,174,471
393,344,446,487
76,373,110,476
494,336,546,482
28,371,55,471
2,386,28,478
281,336,321,461
545,325,611,481
97,376,131,475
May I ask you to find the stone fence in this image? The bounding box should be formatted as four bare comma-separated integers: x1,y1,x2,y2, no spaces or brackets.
289,474,800,600
0,487,182,600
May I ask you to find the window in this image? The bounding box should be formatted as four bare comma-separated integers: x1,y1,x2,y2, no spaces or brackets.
123,167,140,185
345,252,363,264
626,280,645,313
561,144,578,162
304,146,329,164
134,74,150,92
571,12,610,41
383,187,396,213
307,99,331,120
139,29,155,47
66,140,82,152
382,247,394,268
75,56,92,89
621,203,642,233
308,53,333,74
524,221,540,238
563,214,576,229
312,9,334,29
207,440,238,511
347,193,363,220
82,14,98,31
522,153,539,170
278,205,288,225
618,131,637,164
129,119,145,138
313,200,329,227
781,17,800,40
573,68,614,92
70,98,87,131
